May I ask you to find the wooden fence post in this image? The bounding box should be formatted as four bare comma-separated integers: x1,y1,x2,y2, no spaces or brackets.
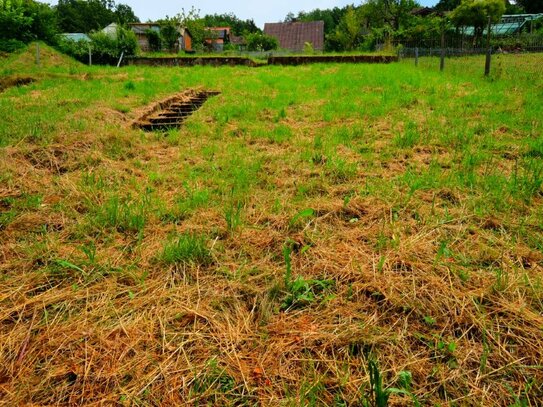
415,47,419,66
35,42,40,66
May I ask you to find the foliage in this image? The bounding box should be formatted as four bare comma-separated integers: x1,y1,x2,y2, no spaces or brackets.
451,0,506,44
158,17,179,51
327,7,366,51
114,3,139,25
361,0,420,31
177,7,205,51
0,0,57,45
281,244,334,311
515,0,543,13
145,29,161,52
56,36,89,60
285,7,348,36
246,32,278,51
202,13,260,36
0,39,25,52
55,0,139,33
58,25,137,64
362,359,420,407
435,0,462,11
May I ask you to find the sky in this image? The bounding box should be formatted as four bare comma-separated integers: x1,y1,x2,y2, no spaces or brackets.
44,0,437,29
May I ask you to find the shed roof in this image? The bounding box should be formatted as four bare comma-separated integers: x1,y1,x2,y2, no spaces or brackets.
61,33,91,42
463,13,543,36
128,23,161,35
264,21,324,51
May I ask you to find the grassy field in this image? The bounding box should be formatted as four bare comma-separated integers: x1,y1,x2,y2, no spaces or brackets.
1,45,542,405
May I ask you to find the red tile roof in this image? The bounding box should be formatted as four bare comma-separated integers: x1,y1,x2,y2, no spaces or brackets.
264,21,325,52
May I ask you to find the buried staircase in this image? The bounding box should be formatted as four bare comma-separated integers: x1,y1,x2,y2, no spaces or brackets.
133,89,220,131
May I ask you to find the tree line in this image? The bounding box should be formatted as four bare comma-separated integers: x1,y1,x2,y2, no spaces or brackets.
283,0,543,51
1,0,542,55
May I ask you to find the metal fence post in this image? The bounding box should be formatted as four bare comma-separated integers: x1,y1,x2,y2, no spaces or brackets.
88,45,92,66
415,47,419,66
440,22,445,72
484,16,492,76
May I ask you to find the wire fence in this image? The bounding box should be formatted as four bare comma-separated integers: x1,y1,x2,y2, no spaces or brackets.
387,34,543,58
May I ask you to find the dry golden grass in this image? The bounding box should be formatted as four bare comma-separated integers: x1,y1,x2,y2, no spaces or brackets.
1,47,542,405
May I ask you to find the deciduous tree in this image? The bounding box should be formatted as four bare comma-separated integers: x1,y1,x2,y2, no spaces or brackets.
450,0,506,45
515,0,543,13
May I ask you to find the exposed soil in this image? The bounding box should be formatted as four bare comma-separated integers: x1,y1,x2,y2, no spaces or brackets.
133,89,220,131
0,76,35,92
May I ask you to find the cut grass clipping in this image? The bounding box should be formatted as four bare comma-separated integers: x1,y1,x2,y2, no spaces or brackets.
1,45,542,405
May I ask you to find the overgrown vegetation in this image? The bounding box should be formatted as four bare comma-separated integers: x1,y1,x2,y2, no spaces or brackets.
1,46,542,405
57,25,138,64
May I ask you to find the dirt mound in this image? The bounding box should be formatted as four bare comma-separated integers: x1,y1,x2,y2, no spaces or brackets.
0,42,82,72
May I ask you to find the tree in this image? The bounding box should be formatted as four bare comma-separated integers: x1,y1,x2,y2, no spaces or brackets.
0,0,58,50
176,7,205,51
515,0,543,13
361,0,420,31
450,0,506,45
289,7,348,35
55,0,139,33
146,28,161,52
202,13,260,36
435,0,462,11
327,7,365,51
245,32,278,51
114,4,139,25
159,17,179,51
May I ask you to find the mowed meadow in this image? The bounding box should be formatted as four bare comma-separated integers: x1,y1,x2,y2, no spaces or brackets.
1,46,542,405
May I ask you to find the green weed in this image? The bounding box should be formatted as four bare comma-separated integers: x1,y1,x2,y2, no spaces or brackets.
93,195,147,235
281,244,334,311
160,232,212,266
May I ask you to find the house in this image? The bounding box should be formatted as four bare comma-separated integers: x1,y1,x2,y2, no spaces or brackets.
264,21,324,52
102,23,118,37
204,27,231,51
128,23,193,52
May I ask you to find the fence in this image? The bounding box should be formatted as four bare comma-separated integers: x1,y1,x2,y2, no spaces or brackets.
388,33,543,59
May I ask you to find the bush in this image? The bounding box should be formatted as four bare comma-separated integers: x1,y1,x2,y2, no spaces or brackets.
57,37,90,61
245,32,278,51
57,26,138,65
0,39,26,52
146,29,161,52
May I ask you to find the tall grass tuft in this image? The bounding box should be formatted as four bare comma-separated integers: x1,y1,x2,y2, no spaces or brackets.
161,232,212,266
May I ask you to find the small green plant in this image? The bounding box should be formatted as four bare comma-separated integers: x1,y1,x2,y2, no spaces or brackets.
160,232,212,266
281,244,334,311
224,200,243,232
361,358,420,407
288,208,315,231
190,358,237,403
303,42,315,54
94,195,147,235
123,81,136,91
393,121,420,148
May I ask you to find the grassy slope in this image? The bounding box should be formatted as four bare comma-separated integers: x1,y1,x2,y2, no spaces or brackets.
1,47,542,405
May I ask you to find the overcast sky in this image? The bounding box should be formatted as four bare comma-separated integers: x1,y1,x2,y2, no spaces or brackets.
43,0,437,29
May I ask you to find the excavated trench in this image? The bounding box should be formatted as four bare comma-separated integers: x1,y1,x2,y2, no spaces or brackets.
133,89,220,131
